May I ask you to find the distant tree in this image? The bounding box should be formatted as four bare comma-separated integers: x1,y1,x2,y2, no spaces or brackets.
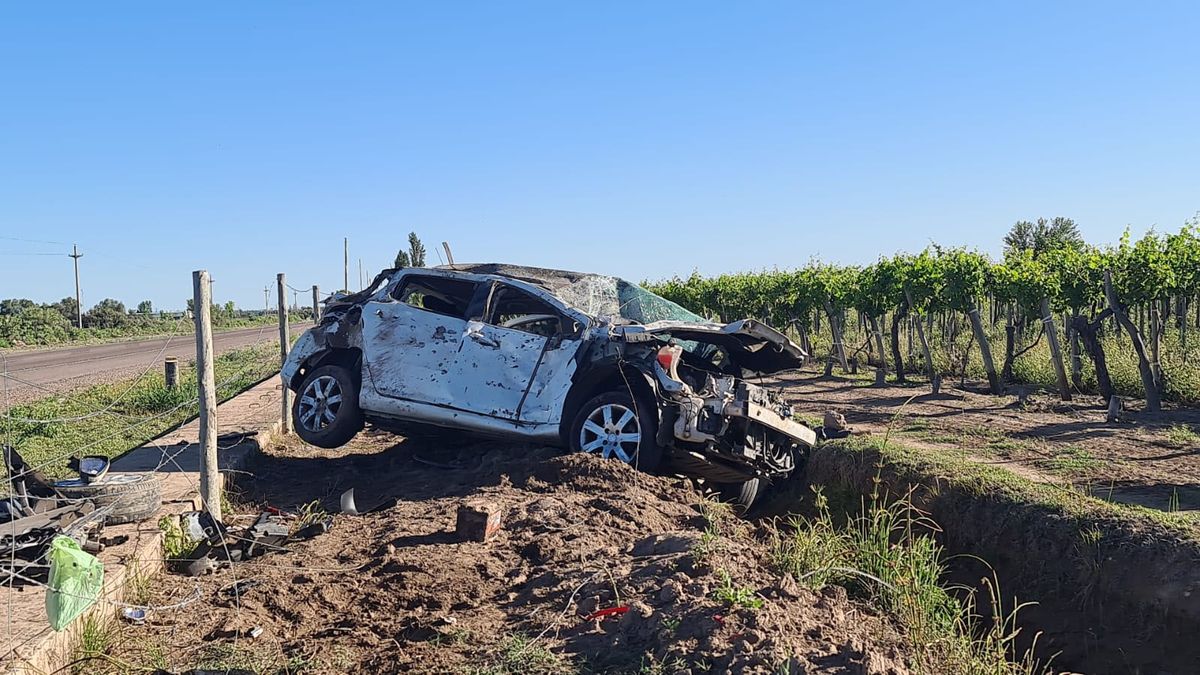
137,300,153,314
408,232,427,267
84,299,128,329
186,298,195,313
393,249,411,268
224,301,235,318
0,299,36,316
1004,217,1083,257
51,297,79,323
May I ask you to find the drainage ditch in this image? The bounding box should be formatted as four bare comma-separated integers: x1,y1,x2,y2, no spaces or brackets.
762,439,1200,674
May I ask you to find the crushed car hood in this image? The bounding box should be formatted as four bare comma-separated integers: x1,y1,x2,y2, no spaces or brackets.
622,319,807,374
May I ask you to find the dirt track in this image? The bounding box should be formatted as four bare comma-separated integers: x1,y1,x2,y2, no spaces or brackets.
0,326,281,408
776,372,1200,516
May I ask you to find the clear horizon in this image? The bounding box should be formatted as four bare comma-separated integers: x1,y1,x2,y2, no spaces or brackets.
2,2,1198,311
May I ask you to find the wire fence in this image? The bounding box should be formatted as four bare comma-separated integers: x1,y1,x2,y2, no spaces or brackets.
0,273,322,671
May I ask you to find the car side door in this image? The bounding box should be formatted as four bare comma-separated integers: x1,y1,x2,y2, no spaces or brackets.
455,281,583,423
360,273,480,408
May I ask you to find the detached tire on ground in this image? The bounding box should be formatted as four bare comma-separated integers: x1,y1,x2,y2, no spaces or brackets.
54,474,162,525
293,364,364,449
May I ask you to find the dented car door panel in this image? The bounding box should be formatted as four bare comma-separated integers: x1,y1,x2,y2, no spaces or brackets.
361,299,464,408
517,338,581,424
453,320,547,419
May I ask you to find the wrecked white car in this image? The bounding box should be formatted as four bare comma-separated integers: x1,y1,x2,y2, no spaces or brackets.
281,264,816,506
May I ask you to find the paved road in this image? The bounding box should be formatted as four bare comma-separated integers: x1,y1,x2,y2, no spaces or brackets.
0,326,285,408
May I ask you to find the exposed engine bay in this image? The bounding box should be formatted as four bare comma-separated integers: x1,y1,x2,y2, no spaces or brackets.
633,338,816,485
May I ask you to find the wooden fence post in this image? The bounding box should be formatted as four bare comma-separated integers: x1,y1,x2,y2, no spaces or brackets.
277,274,293,435
311,285,321,324
164,357,179,390
192,270,221,522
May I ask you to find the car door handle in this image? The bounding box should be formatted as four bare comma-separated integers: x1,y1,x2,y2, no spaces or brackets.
468,331,500,348
374,309,384,318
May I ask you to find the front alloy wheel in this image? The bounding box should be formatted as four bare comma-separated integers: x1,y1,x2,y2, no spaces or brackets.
298,374,343,432
568,390,663,471
292,364,363,448
579,401,641,463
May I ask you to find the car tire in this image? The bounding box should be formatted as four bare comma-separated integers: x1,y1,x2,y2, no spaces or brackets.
718,477,762,511
568,390,663,472
293,364,363,449
54,473,162,525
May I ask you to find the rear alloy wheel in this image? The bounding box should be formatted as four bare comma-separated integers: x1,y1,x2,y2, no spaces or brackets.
569,391,663,471
294,365,363,448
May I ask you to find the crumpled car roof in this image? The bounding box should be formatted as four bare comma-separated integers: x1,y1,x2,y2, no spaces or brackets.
437,263,600,292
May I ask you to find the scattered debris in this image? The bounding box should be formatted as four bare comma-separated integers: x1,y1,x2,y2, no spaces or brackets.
121,607,147,624
582,605,629,622
173,507,334,577
823,410,848,431
339,488,359,516
455,500,503,542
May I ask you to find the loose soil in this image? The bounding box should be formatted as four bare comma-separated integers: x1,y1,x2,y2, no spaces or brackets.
104,431,912,674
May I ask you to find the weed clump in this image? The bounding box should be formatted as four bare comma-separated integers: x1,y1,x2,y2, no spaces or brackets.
771,486,1047,674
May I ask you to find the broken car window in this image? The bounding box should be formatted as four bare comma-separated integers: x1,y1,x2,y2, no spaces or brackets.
392,275,479,320
487,284,564,337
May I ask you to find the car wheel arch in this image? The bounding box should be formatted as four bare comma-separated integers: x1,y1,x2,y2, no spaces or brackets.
289,347,363,391
558,363,659,446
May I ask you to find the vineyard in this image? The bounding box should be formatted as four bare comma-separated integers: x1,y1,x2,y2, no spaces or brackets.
647,221,1200,409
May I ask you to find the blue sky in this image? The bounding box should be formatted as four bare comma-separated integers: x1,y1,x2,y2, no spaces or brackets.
2,2,1198,311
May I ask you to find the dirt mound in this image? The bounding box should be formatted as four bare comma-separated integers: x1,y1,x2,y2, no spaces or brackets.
112,435,913,674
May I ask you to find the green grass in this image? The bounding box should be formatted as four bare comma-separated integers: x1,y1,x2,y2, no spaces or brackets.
2,342,278,481
712,569,764,610
1036,446,1102,474
772,478,1047,673
71,614,117,675
158,515,199,560
467,634,576,675
1164,423,1200,449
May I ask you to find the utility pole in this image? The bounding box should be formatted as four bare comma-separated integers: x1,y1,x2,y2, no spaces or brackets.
69,244,83,328
263,286,270,311
358,258,364,290
343,237,349,293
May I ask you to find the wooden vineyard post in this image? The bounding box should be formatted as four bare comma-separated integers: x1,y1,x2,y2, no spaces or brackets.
905,288,937,393
823,301,850,373
966,306,1001,394
312,285,321,324
868,314,888,379
192,270,221,522
1104,271,1161,412
1040,298,1072,401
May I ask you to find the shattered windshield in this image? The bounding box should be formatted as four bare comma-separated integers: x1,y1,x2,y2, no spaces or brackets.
552,274,707,324
615,281,708,324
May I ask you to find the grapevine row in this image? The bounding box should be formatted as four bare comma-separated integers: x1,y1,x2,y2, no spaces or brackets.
646,223,1200,411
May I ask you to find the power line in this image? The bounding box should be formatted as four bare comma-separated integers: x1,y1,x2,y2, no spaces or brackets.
0,236,68,245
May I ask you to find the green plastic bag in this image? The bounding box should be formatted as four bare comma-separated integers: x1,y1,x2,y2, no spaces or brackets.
45,536,104,631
